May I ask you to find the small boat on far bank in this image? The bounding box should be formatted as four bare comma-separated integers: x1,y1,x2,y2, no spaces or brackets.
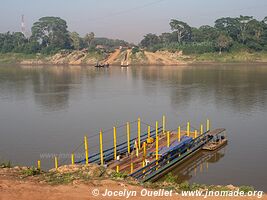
95,62,109,68
121,49,131,67
121,61,129,67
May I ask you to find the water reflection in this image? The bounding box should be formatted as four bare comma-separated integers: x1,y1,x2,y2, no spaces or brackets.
31,67,81,111
139,66,267,113
161,146,227,183
0,65,266,113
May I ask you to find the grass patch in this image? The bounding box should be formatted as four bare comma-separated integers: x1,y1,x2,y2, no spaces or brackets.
41,170,95,185
43,172,77,185
0,161,12,168
22,167,41,177
111,171,128,179
194,51,267,62
164,172,177,183
0,53,37,64
82,51,105,64
179,181,191,191
239,185,254,193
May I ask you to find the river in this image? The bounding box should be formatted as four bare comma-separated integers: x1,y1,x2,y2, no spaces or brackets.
0,64,266,191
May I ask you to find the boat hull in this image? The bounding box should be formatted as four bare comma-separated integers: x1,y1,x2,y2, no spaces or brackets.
202,139,227,151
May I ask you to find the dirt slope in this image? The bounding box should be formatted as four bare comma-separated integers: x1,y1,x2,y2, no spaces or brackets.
19,49,189,66
144,51,185,65
105,49,121,64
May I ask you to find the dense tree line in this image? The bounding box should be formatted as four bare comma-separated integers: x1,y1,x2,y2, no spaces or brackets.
140,16,267,54
0,16,129,54
1,15,267,55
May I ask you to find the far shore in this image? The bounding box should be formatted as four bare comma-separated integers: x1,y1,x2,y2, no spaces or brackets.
1,50,267,67
2,61,267,67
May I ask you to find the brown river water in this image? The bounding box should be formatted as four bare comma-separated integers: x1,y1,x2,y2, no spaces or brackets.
0,64,266,191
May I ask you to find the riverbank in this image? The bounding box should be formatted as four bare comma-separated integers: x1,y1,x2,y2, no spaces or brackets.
1,50,267,66
0,164,264,200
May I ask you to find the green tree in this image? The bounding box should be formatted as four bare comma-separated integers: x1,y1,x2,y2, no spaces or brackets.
70,32,81,50
84,32,95,47
236,15,253,43
23,39,41,53
192,25,218,42
140,33,160,48
215,16,253,44
247,19,265,42
216,34,232,54
159,32,176,43
215,17,239,41
31,16,71,52
169,19,192,43
261,17,267,47
0,32,15,52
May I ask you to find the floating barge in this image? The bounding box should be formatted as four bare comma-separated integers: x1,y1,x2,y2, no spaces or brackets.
76,118,226,182
128,128,226,182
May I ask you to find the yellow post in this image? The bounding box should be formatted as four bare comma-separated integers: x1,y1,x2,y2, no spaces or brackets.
100,130,104,166
54,156,58,169
178,126,181,142
156,121,158,138
207,119,210,131
135,140,139,157
162,115,166,134
142,160,146,173
143,142,147,158
71,153,75,165
156,135,159,160
200,124,203,135
84,136,89,165
194,130,197,139
116,165,119,173
127,122,130,154
113,127,117,160
167,131,170,147
138,117,141,149
147,126,151,138
187,122,190,136
37,160,41,170
130,162,134,173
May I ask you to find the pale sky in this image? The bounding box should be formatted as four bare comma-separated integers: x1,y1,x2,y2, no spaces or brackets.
0,0,267,43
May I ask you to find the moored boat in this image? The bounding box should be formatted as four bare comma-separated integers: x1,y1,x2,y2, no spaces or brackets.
95,62,109,68
202,138,227,151
202,131,227,151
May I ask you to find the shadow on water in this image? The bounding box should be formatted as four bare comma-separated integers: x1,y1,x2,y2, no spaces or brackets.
159,145,227,184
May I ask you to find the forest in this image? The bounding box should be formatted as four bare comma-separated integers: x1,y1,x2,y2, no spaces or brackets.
0,15,267,55
140,16,267,54
0,17,129,54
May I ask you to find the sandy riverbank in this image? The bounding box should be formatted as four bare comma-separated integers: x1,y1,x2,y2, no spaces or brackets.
2,50,267,67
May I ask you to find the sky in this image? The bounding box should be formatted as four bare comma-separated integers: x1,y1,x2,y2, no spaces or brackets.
0,0,267,44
